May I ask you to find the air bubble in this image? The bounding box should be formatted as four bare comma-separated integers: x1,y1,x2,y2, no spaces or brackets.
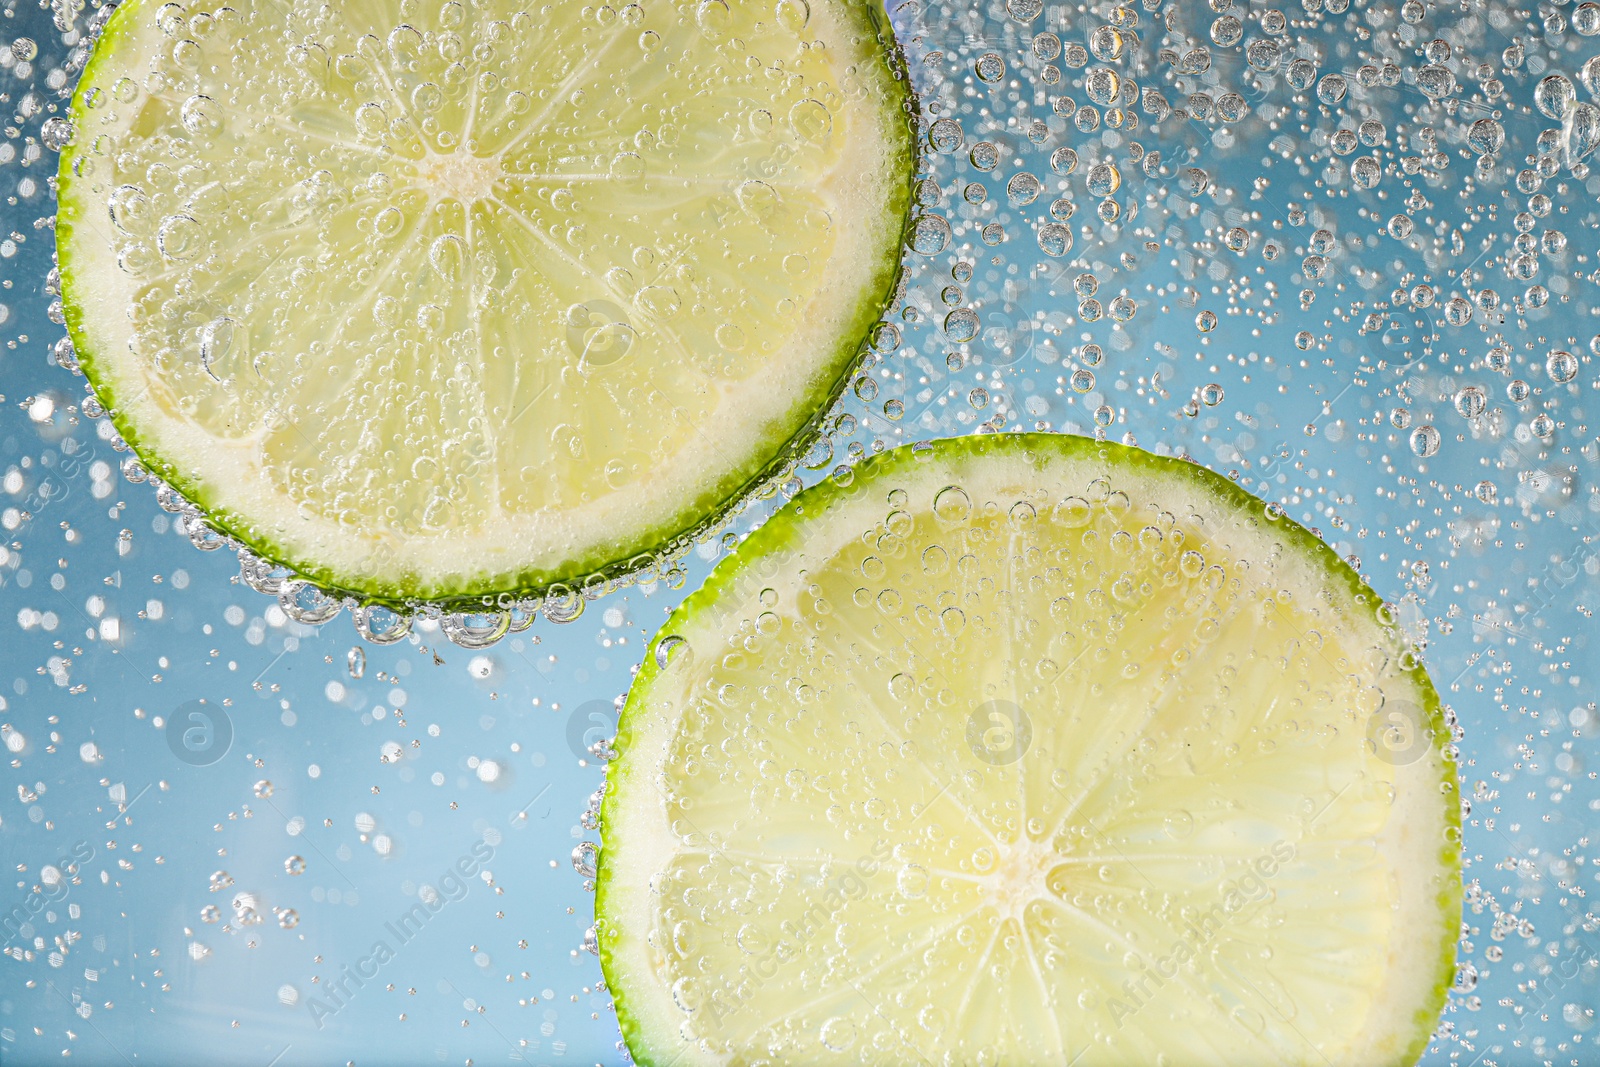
928,118,963,153
1468,118,1505,156
944,308,980,342
40,117,72,150
1454,386,1486,418
1536,75,1577,120
909,214,951,256
1409,424,1441,458
1086,162,1121,197
179,94,220,135
975,52,1006,83
775,0,810,32
1547,350,1579,384
1006,171,1042,207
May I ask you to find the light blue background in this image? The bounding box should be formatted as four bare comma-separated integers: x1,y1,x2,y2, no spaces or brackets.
2,0,1597,1063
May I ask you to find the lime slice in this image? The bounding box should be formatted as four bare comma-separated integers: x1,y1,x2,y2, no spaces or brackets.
597,433,1461,1065
58,0,913,605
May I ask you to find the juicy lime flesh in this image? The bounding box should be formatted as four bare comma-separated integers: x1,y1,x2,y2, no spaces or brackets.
598,435,1461,1067
59,0,912,603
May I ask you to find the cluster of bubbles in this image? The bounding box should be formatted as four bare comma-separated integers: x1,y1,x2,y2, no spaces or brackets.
871,0,1598,467
49,416,626,647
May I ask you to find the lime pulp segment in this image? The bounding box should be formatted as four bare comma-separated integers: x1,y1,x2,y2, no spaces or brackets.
597,433,1462,1066
58,0,914,605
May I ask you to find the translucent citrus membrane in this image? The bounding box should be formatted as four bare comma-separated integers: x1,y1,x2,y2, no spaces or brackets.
60,0,912,602
598,435,1460,1067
